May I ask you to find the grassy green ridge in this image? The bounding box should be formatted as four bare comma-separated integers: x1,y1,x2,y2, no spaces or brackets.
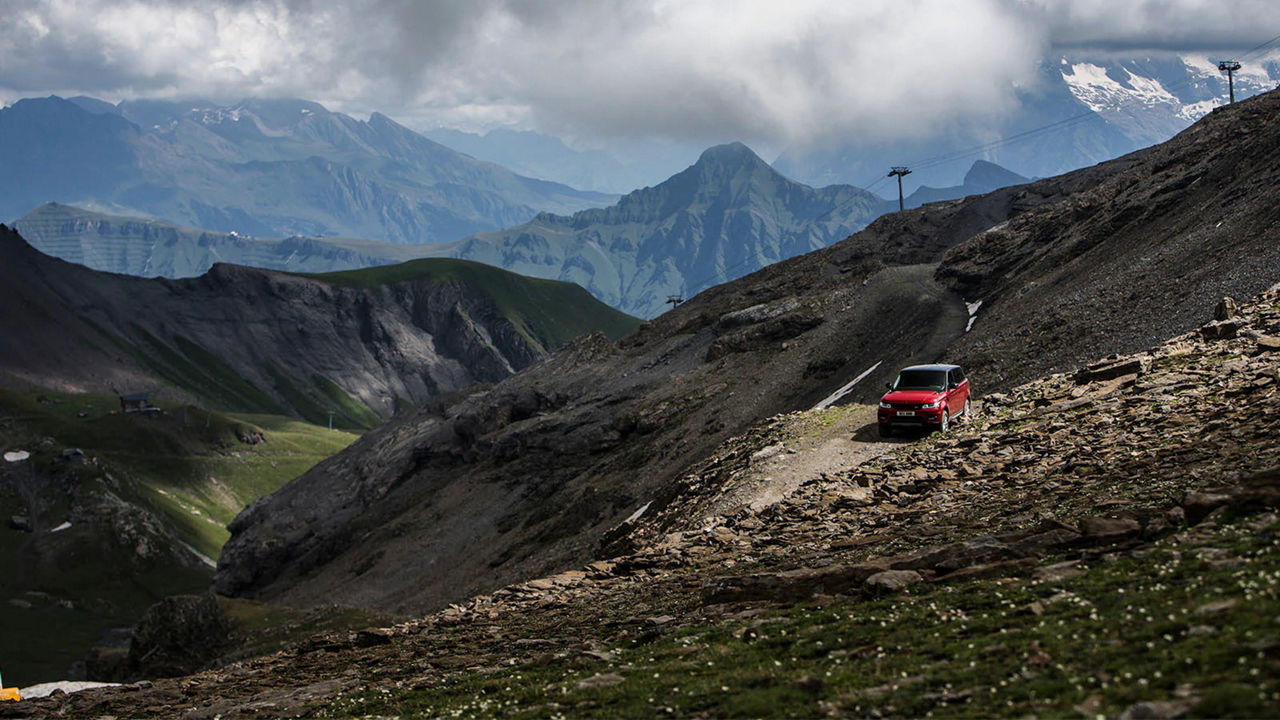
0,386,357,685
319,513,1280,719
303,257,642,350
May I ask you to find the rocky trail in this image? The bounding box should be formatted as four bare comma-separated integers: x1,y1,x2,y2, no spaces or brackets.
11,284,1280,718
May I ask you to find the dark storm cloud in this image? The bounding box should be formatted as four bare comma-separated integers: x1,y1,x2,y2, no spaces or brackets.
0,1,1274,146
1034,0,1280,52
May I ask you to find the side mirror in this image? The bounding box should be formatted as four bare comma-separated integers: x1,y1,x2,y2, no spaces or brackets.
885,382,892,389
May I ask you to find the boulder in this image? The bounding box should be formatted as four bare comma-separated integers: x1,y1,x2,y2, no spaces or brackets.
888,537,1032,574
1074,357,1145,384
1214,296,1239,321
700,562,888,604
1200,319,1242,340
864,569,924,593
1078,515,1141,540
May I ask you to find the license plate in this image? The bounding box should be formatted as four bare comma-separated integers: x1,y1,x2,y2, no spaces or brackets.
897,410,915,416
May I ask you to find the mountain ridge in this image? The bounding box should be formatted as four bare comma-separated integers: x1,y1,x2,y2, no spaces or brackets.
441,142,883,317
0,227,638,427
210,88,1280,621
0,95,613,243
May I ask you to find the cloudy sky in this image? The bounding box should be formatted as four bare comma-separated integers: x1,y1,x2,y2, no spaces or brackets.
0,0,1276,150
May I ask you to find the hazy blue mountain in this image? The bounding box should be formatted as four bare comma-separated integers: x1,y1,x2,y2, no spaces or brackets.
774,51,1280,194
12,202,446,278
434,142,882,318
424,127,699,194
0,96,614,243
899,161,1031,209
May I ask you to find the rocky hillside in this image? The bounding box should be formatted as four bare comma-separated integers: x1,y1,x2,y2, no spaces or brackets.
15,255,1280,719
0,96,612,243
0,229,638,428
434,142,884,318
208,89,1280,623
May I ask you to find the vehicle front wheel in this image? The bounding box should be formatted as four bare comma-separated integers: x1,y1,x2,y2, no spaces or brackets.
938,410,950,434
878,424,893,438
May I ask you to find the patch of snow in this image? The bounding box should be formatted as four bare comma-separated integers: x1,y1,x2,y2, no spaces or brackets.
3,450,29,462
966,300,983,316
50,521,72,533
1178,99,1221,122
623,501,652,524
177,539,217,568
1062,61,1179,114
20,681,119,699
811,361,882,410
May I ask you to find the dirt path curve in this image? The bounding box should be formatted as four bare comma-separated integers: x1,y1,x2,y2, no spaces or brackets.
699,263,972,521
700,405,906,520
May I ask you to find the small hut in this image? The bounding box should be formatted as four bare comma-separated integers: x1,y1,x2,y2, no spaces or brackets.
119,392,152,413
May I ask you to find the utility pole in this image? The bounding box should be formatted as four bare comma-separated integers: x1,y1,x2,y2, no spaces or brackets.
888,167,912,212
1218,60,1241,103
666,294,685,310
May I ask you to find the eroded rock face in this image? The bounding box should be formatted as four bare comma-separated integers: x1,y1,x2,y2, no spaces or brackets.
0,229,634,425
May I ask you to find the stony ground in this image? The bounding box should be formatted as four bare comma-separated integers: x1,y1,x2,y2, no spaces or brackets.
7,287,1280,718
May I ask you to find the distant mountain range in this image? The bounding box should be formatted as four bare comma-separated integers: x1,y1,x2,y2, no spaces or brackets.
16,150,1033,319
0,96,613,243
438,142,885,317
14,202,437,278
773,52,1280,193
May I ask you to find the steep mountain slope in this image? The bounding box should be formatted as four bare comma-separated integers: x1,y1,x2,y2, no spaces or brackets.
433,143,883,318
938,90,1280,389
211,89,1280,621
22,258,1280,719
12,203,438,278
0,228,638,427
0,393,360,685
774,51,1280,193
0,96,612,243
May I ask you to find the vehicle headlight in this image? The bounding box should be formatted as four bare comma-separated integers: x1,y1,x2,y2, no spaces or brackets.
922,399,942,409
879,401,892,409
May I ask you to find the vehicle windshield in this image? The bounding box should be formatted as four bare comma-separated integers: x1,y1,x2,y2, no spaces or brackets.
892,369,947,392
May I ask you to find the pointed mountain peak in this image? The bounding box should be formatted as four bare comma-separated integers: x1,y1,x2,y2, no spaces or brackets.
963,160,1029,193
694,141,767,168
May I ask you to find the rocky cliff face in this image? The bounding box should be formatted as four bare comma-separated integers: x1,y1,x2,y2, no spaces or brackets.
0,231,638,427
211,89,1280,619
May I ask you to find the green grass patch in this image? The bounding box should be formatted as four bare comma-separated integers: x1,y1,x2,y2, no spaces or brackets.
0,387,358,684
312,375,381,430
319,516,1280,718
301,257,641,348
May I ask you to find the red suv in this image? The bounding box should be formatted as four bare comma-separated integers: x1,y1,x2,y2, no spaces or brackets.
878,364,971,437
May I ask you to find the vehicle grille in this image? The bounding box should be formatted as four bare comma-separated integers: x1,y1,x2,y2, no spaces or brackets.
891,403,925,410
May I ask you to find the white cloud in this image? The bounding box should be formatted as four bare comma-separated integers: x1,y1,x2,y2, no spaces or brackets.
0,0,1272,147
